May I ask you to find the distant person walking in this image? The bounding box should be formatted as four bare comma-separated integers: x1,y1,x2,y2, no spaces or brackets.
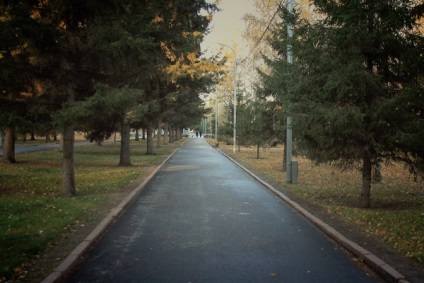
196,131,199,138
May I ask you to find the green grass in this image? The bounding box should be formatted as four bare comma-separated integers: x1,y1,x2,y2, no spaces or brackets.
0,196,102,278
216,142,424,266
0,139,183,281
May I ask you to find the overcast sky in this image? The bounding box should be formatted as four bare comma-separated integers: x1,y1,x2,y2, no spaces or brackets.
201,0,255,59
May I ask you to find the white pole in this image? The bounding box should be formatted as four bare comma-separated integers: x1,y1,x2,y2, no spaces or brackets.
286,0,294,182
215,94,218,141
219,43,237,153
287,0,293,64
233,57,237,153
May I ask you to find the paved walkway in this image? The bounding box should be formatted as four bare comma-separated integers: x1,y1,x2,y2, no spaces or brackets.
61,138,384,282
0,141,91,156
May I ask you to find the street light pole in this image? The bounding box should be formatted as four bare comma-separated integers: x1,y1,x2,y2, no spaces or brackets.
215,93,218,141
219,43,237,153
286,0,294,182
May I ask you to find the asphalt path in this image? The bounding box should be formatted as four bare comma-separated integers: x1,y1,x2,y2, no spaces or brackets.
0,143,61,155
66,138,383,282
0,141,91,156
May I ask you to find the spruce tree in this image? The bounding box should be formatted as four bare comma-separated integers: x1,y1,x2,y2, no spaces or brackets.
272,0,424,207
41,0,113,196
0,1,54,163
1,0,218,195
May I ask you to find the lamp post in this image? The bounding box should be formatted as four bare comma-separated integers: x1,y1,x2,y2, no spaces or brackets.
215,93,218,141
286,0,294,182
219,43,237,153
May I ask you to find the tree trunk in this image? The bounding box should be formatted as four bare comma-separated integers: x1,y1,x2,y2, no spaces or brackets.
176,126,182,140
163,122,169,145
142,128,146,140
256,141,260,159
169,126,174,143
2,126,16,163
283,128,287,172
135,128,139,141
59,133,64,151
156,120,162,148
361,151,372,208
145,123,155,155
61,125,76,196
119,118,131,166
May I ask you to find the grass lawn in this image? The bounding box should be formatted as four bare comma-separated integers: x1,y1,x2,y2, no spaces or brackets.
214,141,424,269
0,138,184,282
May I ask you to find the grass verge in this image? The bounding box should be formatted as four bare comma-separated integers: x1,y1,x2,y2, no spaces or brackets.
214,141,424,269
0,139,183,282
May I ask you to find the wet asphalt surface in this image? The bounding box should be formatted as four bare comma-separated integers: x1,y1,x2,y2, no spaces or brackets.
66,138,383,283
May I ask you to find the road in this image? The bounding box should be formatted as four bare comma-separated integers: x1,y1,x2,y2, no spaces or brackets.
65,138,383,282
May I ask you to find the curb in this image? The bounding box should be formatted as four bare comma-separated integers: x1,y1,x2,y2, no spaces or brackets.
215,147,410,283
42,142,184,283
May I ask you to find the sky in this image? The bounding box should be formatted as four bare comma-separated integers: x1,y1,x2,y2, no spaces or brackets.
200,0,256,59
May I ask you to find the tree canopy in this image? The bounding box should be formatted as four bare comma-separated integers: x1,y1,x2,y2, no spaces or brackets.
1,0,219,195
263,0,424,207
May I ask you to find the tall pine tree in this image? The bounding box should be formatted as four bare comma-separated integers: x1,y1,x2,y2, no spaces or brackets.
269,0,424,207
0,1,55,163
